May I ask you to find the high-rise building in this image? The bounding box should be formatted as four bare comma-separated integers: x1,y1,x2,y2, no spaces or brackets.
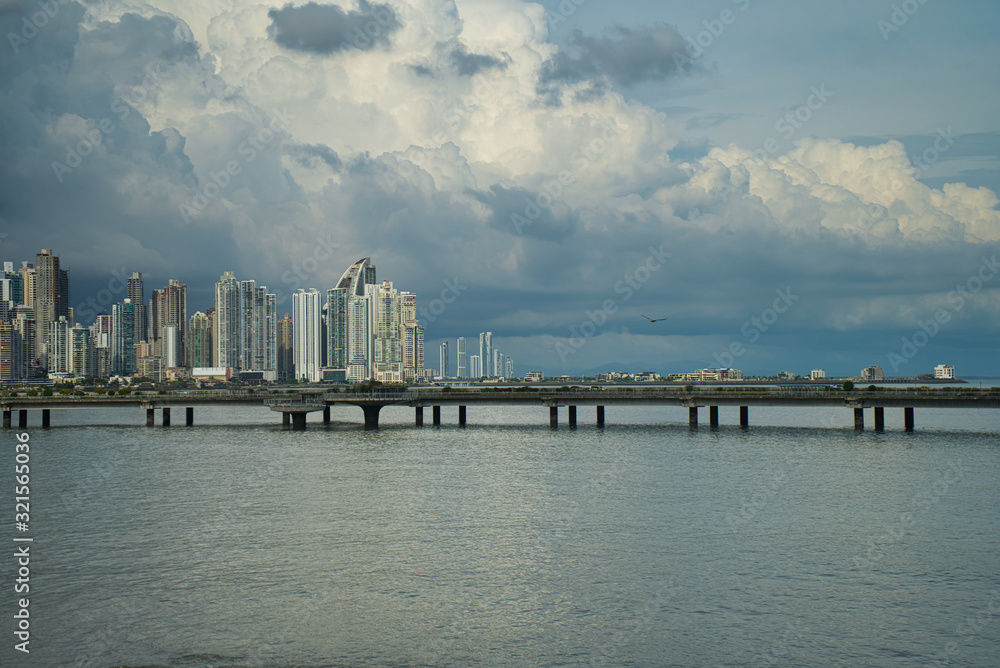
325,287,348,375
187,311,213,368
90,314,112,378
372,280,404,382
238,280,277,378
111,299,136,375
457,337,466,378
479,331,493,377
69,323,93,377
20,262,35,310
127,272,147,345
33,249,69,369
2,262,24,306
214,271,240,370
292,288,322,383
469,354,481,379
162,323,179,368
439,341,449,379
277,313,294,381
46,315,70,373
162,279,187,366
0,322,19,381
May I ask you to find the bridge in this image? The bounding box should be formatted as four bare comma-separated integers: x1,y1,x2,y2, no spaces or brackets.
2,387,998,431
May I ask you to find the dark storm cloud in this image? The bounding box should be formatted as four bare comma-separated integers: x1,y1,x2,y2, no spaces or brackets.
291,143,343,171
449,43,507,76
540,24,699,89
470,184,577,242
266,0,400,54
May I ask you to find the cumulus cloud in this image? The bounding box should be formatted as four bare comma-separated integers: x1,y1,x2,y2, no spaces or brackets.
1,0,998,375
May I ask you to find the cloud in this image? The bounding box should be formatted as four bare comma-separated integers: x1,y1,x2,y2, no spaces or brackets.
448,42,507,76
540,24,700,90
266,0,400,54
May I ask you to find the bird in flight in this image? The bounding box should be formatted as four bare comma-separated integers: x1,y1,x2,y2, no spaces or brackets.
641,314,668,322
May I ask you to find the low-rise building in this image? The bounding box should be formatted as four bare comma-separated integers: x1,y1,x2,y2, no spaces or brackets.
934,364,955,379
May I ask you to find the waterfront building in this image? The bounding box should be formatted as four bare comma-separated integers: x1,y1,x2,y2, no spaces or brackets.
480,332,493,377
239,280,277,379
439,341,449,379
292,288,322,383
457,337,466,378
524,371,544,382
470,354,481,379
214,271,240,370
1,262,24,306
934,364,955,379
373,280,404,383
33,249,70,369
111,299,136,375
127,272,147,345
505,355,513,379
861,365,884,381
811,369,826,380
0,323,19,381
187,312,213,369
277,313,294,381
69,322,92,377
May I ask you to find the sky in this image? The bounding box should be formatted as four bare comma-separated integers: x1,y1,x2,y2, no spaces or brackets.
1,0,998,377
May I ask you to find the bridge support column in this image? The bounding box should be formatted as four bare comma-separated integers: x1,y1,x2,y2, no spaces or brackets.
18,410,27,428
3,410,10,429
709,406,719,428
568,405,577,427
146,408,155,427
415,406,424,426
550,406,558,428
186,407,194,426
458,405,466,426
904,407,915,432
362,405,382,429
854,408,864,431
282,412,290,427
596,405,605,427
323,406,331,424
874,407,885,432
291,412,307,430
432,405,441,426
162,407,171,427
41,409,50,428
689,406,698,428
740,406,749,428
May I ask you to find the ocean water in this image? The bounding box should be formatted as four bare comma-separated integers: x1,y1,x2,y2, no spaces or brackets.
3,400,999,667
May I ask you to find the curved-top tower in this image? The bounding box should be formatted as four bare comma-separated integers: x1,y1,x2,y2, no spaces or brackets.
335,258,376,297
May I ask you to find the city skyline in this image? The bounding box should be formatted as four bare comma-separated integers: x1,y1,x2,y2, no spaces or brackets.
1,1,998,377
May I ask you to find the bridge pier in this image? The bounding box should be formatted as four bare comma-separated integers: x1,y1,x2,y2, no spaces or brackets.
689,406,698,428
323,406,331,424
596,405,605,427
740,406,749,428
162,407,171,427
146,408,155,427
186,407,194,426
18,410,27,428
3,410,11,429
415,406,423,426
568,405,577,427
854,408,864,431
904,407,915,432
282,412,290,428
362,404,382,429
709,406,719,428
291,412,307,430
41,409,50,428
550,406,558,428
874,407,884,432
432,405,441,426
459,405,466,426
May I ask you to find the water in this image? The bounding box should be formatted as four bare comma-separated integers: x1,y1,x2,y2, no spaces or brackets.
4,400,999,667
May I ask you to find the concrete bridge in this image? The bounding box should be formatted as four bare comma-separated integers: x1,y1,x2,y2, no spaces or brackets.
2,387,998,431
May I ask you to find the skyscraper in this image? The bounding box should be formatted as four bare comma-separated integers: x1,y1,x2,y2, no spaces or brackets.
457,337,466,378
127,272,147,345
277,313,294,381
33,249,69,369
187,311,213,368
239,280,277,376
214,271,240,370
373,280,404,382
292,288,321,382
470,354,481,379
439,341,449,379
111,299,136,375
325,287,348,375
480,331,493,377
